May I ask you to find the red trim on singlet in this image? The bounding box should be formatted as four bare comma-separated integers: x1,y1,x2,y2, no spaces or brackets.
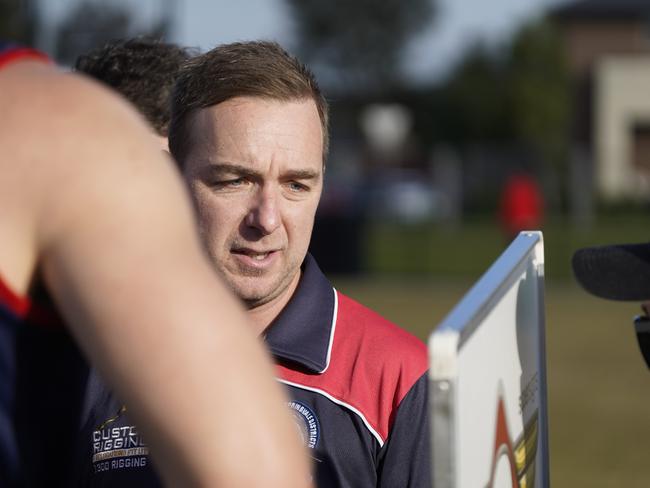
25,303,66,330
0,275,30,318
0,47,61,327
0,47,50,70
0,275,65,329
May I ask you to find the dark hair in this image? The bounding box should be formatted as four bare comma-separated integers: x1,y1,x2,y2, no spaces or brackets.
75,38,194,136
168,41,328,165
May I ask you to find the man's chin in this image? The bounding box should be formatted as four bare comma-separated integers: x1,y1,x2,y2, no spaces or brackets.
240,290,281,309
227,279,278,308
221,264,301,310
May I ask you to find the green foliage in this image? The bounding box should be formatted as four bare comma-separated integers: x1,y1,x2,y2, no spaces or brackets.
54,1,170,66
436,42,512,142
430,15,570,157
508,18,571,168
285,0,436,92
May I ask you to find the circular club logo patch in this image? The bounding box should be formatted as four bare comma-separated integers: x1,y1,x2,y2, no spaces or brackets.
287,401,320,449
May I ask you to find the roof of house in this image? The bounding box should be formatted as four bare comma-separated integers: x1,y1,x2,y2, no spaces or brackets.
551,0,650,21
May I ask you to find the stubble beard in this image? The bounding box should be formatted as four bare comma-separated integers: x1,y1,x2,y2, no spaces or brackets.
228,257,301,311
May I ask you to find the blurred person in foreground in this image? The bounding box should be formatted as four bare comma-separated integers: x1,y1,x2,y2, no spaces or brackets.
0,42,311,487
573,243,650,368
77,40,431,487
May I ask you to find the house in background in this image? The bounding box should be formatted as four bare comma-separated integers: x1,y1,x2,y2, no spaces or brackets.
553,0,650,201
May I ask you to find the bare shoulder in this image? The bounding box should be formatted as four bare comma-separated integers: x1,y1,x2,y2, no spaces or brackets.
0,61,188,293
0,61,160,187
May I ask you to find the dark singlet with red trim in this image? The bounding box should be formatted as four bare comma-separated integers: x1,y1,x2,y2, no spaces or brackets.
1,43,89,487
0,42,50,70
0,276,29,485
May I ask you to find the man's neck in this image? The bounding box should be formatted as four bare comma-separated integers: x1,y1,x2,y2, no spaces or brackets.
247,271,301,336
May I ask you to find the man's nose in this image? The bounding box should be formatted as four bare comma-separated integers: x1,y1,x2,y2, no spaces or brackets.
245,187,281,235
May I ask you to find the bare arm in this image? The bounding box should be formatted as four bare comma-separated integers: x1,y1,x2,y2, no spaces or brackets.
0,62,310,487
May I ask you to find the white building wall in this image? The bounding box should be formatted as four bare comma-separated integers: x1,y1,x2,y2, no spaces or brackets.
595,56,650,200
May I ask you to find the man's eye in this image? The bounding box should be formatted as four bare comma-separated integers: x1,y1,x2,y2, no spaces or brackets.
213,178,247,188
287,181,309,192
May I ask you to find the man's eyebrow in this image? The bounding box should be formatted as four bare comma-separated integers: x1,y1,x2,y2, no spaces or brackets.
200,163,320,181
282,169,321,180
200,163,261,179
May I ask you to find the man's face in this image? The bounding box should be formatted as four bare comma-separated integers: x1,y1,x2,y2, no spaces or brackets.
183,96,324,308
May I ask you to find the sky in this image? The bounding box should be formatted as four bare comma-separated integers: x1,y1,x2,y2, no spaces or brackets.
41,0,569,82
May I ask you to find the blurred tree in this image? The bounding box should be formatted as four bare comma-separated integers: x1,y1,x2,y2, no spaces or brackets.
414,15,569,153
436,42,512,143
285,0,436,94
405,15,570,212
505,17,571,211
507,17,570,170
0,0,39,44
55,0,170,66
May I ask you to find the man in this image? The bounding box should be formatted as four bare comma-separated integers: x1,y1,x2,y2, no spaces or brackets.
75,37,192,148
78,40,431,487
0,42,311,487
573,242,650,367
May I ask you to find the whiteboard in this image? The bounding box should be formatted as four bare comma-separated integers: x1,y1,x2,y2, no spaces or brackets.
429,231,549,488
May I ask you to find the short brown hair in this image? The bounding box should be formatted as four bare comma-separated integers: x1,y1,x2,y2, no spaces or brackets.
76,38,193,136
168,41,329,165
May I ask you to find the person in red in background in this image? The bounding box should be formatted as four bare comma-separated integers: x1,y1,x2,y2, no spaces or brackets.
498,172,544,240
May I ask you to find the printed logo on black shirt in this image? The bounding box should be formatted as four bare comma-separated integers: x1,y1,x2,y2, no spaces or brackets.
92,406,149,474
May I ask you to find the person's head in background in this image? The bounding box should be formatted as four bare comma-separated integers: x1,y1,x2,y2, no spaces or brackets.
75,37,194,149
572,242,650,368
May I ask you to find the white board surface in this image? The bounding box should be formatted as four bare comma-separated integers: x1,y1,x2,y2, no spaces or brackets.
429,231,549,488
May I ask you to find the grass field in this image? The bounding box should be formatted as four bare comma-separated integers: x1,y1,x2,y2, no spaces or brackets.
331,275,650,487
364,214,650,280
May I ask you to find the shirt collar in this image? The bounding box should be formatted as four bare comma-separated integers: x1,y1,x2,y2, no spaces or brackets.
264,254,337,374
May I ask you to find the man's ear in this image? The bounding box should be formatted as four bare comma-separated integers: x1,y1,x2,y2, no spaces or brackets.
155,134,169,152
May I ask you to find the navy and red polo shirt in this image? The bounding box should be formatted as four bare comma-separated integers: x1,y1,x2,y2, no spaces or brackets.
74,255,431,487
